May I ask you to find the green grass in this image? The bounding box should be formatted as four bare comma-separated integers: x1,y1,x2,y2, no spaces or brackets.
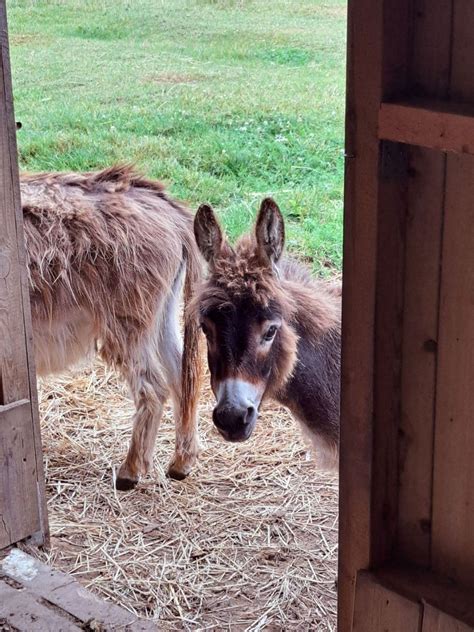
8,0,346,272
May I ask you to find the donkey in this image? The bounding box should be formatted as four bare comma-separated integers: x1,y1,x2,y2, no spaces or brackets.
23,165,202,489
193,199,341,468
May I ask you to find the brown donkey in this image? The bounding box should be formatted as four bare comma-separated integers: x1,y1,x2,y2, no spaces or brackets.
23,165,202,489
193,199,340,468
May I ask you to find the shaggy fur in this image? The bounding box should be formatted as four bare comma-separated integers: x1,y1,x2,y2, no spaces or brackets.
193,199,341,468
23,165,202,487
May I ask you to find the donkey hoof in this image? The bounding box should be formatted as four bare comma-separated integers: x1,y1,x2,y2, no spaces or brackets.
115,476,139,491
167,466,189,481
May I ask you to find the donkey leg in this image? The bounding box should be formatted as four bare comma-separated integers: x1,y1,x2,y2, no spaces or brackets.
166,366,199,481
116,350,169,491
157,279,199,480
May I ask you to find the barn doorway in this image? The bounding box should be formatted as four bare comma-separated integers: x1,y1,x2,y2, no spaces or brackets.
3,1,344,629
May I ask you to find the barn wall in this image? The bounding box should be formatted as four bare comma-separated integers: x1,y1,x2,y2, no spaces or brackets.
340,0,474,629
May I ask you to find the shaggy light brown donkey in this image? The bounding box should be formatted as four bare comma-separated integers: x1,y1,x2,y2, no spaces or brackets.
23,165,202,489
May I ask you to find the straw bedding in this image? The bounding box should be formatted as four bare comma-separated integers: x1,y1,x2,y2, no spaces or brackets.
28,360,338,630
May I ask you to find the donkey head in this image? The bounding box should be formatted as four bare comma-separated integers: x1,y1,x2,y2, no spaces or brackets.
194,199,298,442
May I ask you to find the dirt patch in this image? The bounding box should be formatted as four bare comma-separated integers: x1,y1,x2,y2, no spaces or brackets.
142,73,209,85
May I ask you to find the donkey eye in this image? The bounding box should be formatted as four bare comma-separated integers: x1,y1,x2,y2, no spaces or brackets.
263,325,278,342
201,322,211,337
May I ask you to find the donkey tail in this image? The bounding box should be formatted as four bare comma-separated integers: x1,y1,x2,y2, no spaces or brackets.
168,225,203,479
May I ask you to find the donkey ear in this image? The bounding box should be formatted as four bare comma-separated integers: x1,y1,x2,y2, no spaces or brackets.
255,198,285,265
194,203,225,265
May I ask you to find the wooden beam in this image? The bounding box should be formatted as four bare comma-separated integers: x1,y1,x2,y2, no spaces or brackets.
338,0,383,625
0,0,48,547
379,100,474,154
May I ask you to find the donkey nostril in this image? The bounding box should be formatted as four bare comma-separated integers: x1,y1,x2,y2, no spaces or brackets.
245,406,256,424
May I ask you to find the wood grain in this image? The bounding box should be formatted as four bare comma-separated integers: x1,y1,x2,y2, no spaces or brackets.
338,0,383,626
0,0,48,547
379,100,474,154
397,0,453,568
423,605,474,632
352,571,422,632
431,1,474,588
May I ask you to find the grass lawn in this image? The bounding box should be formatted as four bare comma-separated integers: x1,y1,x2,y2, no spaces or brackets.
8,0,346,272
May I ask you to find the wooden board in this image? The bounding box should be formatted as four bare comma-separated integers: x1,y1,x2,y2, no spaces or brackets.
0,0,47,548
398,147,444,566
0,549,156,631
378,100,474,154
397,0,453,567
423,605,474,632
338,0,383,627
431,1,474,588
352,571,422,632
339,0,411,626
431,152,474,586
354,566,474,631
377,563,474,628
411,0,453,99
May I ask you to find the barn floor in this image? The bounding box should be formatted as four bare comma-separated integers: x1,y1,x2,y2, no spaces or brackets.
29,360,338,631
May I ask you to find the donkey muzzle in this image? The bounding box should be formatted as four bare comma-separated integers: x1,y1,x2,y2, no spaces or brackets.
213,379,260,442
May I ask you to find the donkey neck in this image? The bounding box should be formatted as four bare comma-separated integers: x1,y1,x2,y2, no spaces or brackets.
274,277,341,453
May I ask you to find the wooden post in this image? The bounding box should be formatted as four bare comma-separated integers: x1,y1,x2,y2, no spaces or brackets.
0,0,48,548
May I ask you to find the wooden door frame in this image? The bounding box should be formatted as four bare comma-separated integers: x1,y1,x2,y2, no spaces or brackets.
0,0,48,549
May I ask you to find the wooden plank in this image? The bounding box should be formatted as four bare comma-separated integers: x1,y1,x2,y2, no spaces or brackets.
431,153,474,586
0,5,29,406
369,0,413,566
397,0,453,569
423,605,474,632
1,549,157,631
411,0,453,98
431,1,474,589
379,100,474,154
0,401,39,548
371,139,408,564
0,581,82,631
352,571,422,632
0,1,48,547
376,563,474,628
338,0,383,626
339,0,412,626
398,147,444,565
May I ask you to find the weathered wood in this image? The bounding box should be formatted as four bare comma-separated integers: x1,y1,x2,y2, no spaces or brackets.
1,549,157,631
0,581,81,632
411,0,453,99
397,0,453,567
352,571,422,632
369,0,413,567
431,152,474,586
0,401,39,547
338,0,383,626
423,605,474,632
376,563,474,628
379,100,474,154
431,1,474,589
339,0,412,626
0,0,48,547
397,147,444,566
